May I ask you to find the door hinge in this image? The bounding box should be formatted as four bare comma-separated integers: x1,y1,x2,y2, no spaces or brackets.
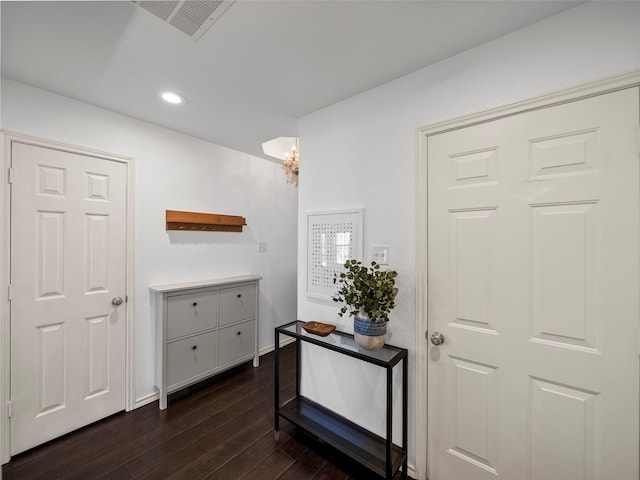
8,284,14,301
7,167,14,184
7,400,12,419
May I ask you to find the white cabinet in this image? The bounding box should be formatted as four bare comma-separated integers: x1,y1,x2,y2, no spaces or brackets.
150,275,261,409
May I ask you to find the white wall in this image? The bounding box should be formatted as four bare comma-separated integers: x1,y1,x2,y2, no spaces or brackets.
1,78,298,403
297,2,640,473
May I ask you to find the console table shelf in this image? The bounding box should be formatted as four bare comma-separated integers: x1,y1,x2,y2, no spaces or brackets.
275,320,408,479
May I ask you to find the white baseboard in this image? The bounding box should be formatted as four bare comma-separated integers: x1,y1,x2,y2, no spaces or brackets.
133,391,159,410
259,337,296,356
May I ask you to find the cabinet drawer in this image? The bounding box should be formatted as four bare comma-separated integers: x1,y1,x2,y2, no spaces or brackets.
219,284,257,326
218,319,256,366
167,290,218,339
166,331,218,387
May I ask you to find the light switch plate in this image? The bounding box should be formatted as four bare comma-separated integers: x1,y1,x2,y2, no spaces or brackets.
372,244,389,265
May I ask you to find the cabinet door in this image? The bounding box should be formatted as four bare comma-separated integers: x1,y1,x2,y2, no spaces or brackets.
218,320,256,366
219,283,257,326
166,331,218,387
167,290,218,340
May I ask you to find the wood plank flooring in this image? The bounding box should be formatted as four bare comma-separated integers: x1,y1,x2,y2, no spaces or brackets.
2,344,412,480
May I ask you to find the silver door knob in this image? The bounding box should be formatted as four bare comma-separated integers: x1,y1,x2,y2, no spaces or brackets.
430,331,445,346
112,296,123,306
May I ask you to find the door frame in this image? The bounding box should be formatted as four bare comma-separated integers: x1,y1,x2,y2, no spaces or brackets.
415,69,640,480
0,131,136,464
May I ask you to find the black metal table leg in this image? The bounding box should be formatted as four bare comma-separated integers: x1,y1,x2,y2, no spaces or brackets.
386,365,393,479
402,356,408,478
274,328,280,439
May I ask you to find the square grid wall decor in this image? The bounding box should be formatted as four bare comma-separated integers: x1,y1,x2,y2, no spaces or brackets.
306,209,363,300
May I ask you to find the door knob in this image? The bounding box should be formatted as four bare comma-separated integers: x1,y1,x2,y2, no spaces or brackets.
430,331,445,346
112,296,123,306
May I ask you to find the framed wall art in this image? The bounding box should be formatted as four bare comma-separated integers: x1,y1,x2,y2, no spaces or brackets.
306,208,363,300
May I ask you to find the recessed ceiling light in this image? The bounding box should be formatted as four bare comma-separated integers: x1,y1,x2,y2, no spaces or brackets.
160,91,187,105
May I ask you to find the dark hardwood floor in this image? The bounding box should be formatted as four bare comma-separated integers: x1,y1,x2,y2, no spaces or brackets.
2,344,412,480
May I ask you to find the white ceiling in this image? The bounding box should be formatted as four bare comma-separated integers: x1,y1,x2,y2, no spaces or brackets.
1,0,583,161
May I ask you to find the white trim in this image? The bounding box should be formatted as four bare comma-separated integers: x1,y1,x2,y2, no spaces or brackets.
259,336,296,356
418,69,640,139
414,113,430,480
414,68,640,480
1,134,9,466
125,142,136,412
134,392,160,409
0,131,135,462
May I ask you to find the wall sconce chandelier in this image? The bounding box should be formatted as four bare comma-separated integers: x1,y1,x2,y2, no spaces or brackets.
282,139,299,187
261,136,300,188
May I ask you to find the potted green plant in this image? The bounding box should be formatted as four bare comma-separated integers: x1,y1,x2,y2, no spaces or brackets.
333,259,398,350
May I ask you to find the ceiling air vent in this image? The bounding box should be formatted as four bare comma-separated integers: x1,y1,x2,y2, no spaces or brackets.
133,0,235,40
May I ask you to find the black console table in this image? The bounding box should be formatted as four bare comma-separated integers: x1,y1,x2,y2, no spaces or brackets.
274,320,408,479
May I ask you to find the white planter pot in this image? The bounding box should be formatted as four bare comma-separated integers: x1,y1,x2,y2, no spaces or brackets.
353,316,387,351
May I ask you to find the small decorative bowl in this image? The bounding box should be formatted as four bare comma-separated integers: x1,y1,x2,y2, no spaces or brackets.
302,321,336,337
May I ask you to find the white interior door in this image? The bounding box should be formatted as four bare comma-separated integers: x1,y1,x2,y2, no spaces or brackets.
427,87,639,479
10,142,128,455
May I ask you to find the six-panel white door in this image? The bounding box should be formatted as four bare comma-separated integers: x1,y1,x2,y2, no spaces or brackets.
10,142,127,455
427,88,639,479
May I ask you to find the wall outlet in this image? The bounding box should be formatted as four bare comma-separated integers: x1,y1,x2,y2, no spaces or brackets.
258,241,268,253
372,244,389,265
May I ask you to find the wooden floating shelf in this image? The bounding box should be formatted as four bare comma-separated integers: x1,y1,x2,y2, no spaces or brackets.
166,210,247,232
